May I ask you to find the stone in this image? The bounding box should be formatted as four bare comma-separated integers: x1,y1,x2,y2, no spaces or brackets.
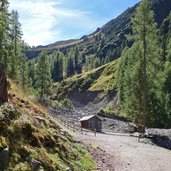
0,63,8,104
27,157,43,171
34,116,46,127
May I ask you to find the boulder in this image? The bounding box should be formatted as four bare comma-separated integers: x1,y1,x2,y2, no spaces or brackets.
0,63,8,104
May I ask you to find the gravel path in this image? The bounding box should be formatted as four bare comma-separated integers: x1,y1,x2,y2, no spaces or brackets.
54,118,171,171
75,133,171,171
75,132,171,171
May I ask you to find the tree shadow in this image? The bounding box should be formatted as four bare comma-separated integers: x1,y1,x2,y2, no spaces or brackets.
152,135,171,150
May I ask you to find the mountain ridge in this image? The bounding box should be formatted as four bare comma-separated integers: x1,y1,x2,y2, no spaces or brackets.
26,0,171,60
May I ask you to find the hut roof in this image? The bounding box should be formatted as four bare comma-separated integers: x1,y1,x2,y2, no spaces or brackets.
79,115,101,122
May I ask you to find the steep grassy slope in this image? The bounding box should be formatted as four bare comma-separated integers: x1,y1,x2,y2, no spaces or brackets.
0,81,96,170
52,60,118,100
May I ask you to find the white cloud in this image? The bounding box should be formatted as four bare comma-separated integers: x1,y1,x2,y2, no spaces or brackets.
9,0,104,46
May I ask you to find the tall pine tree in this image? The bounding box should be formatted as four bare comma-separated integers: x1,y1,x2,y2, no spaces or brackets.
10,10,22,79
35,51,52,99
0,0,10,67
52,50,63,82
118,0,163,127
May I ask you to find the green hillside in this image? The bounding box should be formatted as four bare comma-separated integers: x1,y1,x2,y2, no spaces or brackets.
52,60,118,100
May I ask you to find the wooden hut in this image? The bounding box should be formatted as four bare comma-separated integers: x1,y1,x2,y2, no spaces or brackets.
79,115,102,132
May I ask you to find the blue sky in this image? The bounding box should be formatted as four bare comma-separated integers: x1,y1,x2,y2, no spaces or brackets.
9,0,140,46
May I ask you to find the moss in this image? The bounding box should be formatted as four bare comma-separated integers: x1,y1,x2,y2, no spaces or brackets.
1,82,97,171
2,118,96,171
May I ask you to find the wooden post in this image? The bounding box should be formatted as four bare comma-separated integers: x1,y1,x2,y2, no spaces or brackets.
0,63,8,105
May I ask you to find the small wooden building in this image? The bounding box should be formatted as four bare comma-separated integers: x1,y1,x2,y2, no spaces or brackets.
79,115,102,132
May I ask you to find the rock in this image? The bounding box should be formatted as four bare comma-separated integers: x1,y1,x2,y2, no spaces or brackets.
0,147,9,170
66,167,71,171
34,116,46,127
128,123,137,133
0,63,8,104
27,157,43,171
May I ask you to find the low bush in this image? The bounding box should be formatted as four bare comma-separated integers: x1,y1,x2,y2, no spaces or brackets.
51,100,61,110
0,103,21,131
60,98,73,109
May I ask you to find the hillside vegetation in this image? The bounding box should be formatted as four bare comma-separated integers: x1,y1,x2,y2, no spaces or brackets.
52,60,118,100
25,0,171,97
0,81,96,171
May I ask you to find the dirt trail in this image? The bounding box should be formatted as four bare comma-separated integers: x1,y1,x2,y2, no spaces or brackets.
76,132,171,171
53,118,171,171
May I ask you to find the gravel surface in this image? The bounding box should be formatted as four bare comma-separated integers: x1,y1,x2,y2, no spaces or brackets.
75,132,171,171
53,117,171,171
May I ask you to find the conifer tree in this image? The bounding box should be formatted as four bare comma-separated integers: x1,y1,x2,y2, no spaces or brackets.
94,57,100,68
18,41,29,89
74,46,79,69
65,49,75,77
118,0,163,127
52,50,63,82
0,0,10,67
82,52,86,64
162,21,171,127
35,51,52,99
10,10,22,79
28,60,36,87
19,55,28,89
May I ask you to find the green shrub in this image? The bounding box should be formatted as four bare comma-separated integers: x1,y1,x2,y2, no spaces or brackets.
60,98,73,109
51,100,61,110
0,103,21,131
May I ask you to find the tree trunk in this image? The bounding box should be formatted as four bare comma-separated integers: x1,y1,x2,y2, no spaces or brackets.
0,63,8,104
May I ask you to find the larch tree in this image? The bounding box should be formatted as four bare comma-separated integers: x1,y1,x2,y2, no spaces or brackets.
118,0,163,127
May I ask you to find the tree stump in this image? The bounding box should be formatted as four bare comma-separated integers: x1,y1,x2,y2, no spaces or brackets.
0,63,8,104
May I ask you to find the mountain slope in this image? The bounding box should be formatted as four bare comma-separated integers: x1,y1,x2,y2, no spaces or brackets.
26,0,171,61
0,81,96,170
52,60,118,100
